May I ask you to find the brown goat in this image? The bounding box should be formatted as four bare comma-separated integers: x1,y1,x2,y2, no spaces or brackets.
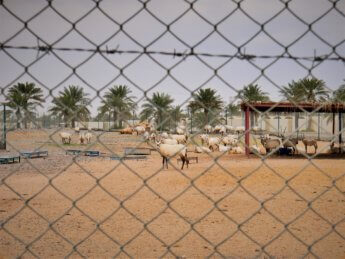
302,138,318,154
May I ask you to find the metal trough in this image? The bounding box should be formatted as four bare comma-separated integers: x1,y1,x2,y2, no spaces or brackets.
0,155,20,164
124,147,151,155
20,150,48,159
111,155,147,161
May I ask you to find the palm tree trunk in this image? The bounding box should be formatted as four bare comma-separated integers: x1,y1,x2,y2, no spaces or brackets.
204,110,209,125
16,110,21,129
295,112,299,132
113,110,118,128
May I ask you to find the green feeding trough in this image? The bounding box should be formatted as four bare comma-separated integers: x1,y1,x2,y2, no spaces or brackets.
20,150,48,159
66,150,100,157
110,155,147,161
0,155,20,164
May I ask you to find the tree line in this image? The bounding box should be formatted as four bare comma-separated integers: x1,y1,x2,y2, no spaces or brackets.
3,78,345,130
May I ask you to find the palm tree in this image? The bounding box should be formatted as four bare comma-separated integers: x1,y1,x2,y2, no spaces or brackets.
6,82,45,129
188,88,223,125
298,78,329,102
280,81,305,131
281,78,329,132
49,85,90,128
237,84,269,126
225,103,241,125
327,83,345,134
140,92,174,131
169,105,185,131
98,85,136,128
334,84,345,103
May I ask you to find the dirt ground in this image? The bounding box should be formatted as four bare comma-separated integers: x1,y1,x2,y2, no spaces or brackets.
0,129,345,258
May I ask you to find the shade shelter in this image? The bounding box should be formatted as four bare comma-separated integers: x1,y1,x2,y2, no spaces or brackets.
240,102,345,155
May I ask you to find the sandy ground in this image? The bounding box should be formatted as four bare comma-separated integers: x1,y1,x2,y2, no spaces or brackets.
0,129,345,258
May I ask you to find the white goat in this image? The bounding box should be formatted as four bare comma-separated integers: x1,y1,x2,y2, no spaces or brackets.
143,131,150,142
134,126,146,135
84,132,92,144
158,144,189,170
219,126,226,135
161,132,169,139
176,127,185,135
207,137,221,151
199,134,209,145
250,145,261,154
195,146,212,153
218,144,231,152
150,132,156,142
230,146,244,154
225,125,234,133
236,126,245,134
161,138,178,145
170,134,188,144
60,132,72,144
204,125,213,133
221,135,238,146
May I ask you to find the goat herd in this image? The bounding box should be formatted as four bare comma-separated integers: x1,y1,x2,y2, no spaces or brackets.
57,121,326,171
119,121,325,170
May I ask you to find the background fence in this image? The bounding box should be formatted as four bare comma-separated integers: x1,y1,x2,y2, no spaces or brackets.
0,0,345,258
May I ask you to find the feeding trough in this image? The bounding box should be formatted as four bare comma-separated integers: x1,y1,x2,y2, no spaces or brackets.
110,155,147,161
20,150,48,159
0,155,20,164
66,150,100,157
124,147,151,155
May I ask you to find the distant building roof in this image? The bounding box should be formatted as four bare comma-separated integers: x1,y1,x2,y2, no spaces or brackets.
240,102,345,113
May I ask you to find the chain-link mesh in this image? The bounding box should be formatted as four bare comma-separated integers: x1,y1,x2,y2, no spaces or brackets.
1,0,345,258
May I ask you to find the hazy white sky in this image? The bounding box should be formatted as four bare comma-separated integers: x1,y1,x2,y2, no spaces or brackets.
0,0,344,116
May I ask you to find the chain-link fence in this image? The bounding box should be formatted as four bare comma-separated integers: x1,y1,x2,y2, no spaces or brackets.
1,0,345,258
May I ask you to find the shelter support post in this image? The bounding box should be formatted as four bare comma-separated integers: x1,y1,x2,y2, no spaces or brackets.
339,112,343,153
245,106,250,156
1,104,6,150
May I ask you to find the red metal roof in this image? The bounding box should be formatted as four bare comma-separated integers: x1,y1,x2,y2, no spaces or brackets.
240,102,345,113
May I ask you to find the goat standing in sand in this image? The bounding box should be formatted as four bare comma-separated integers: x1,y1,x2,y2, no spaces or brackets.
302,138,318,154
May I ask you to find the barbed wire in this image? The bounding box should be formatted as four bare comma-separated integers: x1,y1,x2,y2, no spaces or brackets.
1,44,344,62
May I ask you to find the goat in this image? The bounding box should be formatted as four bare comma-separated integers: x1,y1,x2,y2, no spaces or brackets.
230,146,244,154
302,138,318,154
84,132,92,144
260,135,281,154
134,126,146,135
120,127,133,134
225,125,234,133
207,137,221,151
195,146,212,153
161,132,169,139
161,138,178,145
59,132,72,144
158,143,189,170
199,134,209,146
281,136,299,154
218,144,231,152
235,126,245,134
221,135,238,147
170,134,188,144
204,125,213,134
